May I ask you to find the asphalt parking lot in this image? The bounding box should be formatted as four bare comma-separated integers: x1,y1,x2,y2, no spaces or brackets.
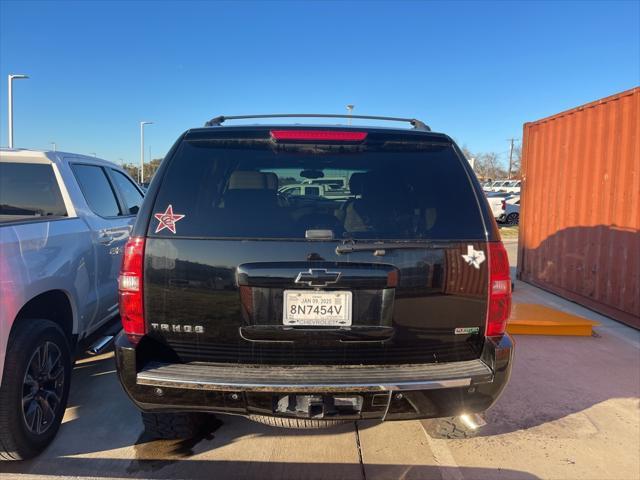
2,240,639,480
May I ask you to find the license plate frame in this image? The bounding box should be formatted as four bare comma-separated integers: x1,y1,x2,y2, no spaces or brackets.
283,290,352,327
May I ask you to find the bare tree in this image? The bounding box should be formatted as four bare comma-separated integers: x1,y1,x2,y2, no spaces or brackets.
474,152,507,180
123,158,163,184
460,145,474,161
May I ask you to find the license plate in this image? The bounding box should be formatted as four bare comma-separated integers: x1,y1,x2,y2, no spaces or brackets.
283,290,352,326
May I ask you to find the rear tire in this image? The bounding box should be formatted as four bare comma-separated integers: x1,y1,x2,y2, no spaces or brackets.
248,415,348,429
0,319,72,461
506,212,519,225
424,416,480,439
141,412,212,439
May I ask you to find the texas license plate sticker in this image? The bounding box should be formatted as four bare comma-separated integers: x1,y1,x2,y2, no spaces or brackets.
283,290,352,326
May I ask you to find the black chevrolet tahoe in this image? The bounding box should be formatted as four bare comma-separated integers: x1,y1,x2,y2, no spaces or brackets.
115,114,513,439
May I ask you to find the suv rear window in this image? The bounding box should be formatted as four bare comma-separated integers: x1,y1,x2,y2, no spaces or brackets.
150,135,485,240
0,162,67,222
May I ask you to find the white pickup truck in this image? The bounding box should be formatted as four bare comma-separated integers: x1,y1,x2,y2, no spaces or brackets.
279,183,351,201
0,148,143,460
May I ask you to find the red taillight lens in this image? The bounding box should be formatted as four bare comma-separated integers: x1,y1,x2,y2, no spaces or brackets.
486,241,511,337
270,130,367,142
119,237,145,345
501,200,506,210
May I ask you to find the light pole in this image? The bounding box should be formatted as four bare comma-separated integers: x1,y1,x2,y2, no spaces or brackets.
346,104,354,125
506,138,519,180
7,74,29,148
50,142,56,152
140,121,153,184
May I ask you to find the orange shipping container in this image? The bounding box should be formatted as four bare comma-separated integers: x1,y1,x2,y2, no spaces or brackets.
517,87,640,328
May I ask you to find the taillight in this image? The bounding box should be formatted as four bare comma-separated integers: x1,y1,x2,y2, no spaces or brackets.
486,242,511,337
501,200,506,210
119,237,145,345
270,130,367,142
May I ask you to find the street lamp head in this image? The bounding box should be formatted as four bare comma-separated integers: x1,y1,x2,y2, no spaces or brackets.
346,104,354,111
140,121,153,126
9,74,29,80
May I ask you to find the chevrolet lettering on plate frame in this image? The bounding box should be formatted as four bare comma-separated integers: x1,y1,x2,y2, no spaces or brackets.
283,290,353,326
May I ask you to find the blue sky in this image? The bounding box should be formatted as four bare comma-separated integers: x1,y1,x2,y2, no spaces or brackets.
0,0,638,166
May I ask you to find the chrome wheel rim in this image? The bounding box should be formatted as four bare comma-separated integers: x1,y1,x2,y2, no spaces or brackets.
21,341,65,435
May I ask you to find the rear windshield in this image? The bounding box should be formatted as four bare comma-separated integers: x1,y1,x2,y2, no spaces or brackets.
150,137,485,240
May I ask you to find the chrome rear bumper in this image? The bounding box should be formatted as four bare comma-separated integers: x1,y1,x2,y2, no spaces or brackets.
136,359,494,393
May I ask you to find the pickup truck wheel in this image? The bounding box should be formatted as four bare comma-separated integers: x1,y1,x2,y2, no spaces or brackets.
248,415,348,429
424,417,480,439
0,319,72,461
141,412,212,439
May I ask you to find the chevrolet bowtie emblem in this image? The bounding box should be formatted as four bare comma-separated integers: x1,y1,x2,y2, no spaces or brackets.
294,269,342,287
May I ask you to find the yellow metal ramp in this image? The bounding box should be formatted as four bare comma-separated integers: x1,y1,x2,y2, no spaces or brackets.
507,303,600,336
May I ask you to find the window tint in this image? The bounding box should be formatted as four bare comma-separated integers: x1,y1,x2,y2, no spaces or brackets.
111,169,143,215
151,138,485,240
0,163,67,221
72,164,120,217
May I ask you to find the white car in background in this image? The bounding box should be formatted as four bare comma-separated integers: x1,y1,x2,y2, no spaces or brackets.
482,180,496,191
498,196,520,224
502,180,521,193
486,192,515,219
488,180,509,192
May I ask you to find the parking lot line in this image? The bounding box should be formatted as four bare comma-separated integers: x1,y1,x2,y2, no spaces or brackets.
419,423,464,480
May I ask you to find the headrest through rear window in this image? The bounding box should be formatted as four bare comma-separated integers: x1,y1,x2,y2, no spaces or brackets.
349,173,366,195
228,171,267,190
264,172,278,190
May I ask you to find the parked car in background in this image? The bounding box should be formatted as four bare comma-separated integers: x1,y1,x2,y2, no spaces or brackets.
279,183,352,202
279,183,326,197
502,180,521,194
303,176,348,191
488,180,509,192
486,191,515,219
498,196,520,225
114,114,513,441
482,180,497,192
0,149,143,460
486,180,520,193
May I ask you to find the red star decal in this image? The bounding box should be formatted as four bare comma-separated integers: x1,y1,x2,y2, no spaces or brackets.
154,204,185,234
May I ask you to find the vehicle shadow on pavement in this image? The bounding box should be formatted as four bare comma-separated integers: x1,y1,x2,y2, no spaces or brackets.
2,458,541,480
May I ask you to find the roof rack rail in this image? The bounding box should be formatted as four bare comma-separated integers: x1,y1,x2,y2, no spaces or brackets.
203,114,430,131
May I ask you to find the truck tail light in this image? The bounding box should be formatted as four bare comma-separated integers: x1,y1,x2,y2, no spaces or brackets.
119,237,145,345
486,241,511,337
